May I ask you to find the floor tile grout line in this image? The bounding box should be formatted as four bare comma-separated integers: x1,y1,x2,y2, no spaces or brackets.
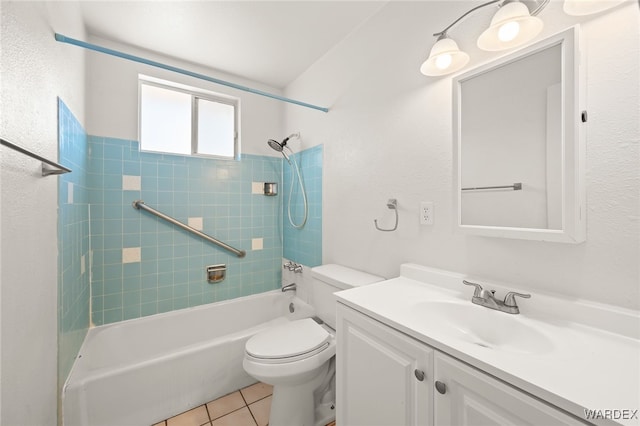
243,389,267,426
246,393,272,407
210,404,251,422
245,400,259,426
239,389,250,406
239,389,260,426
204,402,212,423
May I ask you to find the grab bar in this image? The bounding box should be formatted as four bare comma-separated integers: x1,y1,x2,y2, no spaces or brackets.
132,200,246,258
462,182,522,191
1,138,72,176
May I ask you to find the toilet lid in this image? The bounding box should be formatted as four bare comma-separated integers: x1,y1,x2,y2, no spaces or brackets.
246,318,330,360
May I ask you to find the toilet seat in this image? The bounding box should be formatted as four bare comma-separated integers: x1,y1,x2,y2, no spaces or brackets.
245,318,331,364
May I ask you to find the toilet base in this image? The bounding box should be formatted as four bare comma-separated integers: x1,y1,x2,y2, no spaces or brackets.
267,362,329,426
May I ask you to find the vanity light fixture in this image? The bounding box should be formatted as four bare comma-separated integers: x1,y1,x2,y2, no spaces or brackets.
422,0,628,76
477,1,544,51
420,35,470,76
421,0,549,77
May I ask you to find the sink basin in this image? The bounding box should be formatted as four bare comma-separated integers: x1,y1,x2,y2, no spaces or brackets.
412,301,554,354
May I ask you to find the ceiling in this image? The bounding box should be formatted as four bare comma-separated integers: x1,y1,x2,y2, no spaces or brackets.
80,1,387,89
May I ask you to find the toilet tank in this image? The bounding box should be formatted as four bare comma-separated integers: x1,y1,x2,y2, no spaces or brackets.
311,264,384,329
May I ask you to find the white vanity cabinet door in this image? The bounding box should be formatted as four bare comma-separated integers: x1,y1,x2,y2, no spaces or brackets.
434,352,586,426
336,303,433,426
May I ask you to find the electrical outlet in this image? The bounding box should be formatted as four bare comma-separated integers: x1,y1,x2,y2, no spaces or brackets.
420,201,434,225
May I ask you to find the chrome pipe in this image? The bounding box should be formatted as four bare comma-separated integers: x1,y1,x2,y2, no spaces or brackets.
132,200,246,258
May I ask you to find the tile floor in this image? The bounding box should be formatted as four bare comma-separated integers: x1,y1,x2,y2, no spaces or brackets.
151,382,336,426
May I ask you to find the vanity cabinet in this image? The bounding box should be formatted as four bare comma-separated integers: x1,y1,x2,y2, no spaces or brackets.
434,352,585,426
336,303,433,426
336,303,586,426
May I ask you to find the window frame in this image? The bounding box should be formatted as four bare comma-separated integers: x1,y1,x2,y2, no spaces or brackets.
138,76,240,160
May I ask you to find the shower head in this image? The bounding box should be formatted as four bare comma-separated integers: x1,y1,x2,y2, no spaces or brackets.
267,133,300,162
267,139,284,152
266,132,300,153
267,139,290,162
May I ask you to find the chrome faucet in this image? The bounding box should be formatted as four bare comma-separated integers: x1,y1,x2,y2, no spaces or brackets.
283,261,303,273
463,280,530,314
281,283,297,293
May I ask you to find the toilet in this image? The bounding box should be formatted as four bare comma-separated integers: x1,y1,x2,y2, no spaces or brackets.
243,264,384,426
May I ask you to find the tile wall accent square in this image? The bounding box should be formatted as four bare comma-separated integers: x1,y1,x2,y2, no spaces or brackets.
122,174,142,191
251,238,264,251
188,217,204,231
122,247,141,264
251,181,264,194
67,182,74,204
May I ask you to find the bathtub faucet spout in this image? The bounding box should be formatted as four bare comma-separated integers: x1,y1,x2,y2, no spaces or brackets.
282,283,297,293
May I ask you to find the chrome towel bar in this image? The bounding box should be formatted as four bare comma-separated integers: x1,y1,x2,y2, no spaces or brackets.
132,200,246,258
1,138,72,176
462,182,522,191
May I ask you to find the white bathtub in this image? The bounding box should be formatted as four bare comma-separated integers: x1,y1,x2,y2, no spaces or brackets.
63,291,313,426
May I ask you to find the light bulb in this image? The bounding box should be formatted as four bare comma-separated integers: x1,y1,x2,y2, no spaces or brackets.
435,54,453,70
498,21,520,42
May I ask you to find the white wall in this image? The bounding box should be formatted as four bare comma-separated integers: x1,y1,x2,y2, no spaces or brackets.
85,35,284,157
284,2,640,310
0,2,86,424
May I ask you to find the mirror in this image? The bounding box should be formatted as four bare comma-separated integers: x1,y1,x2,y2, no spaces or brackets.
453,26,585,243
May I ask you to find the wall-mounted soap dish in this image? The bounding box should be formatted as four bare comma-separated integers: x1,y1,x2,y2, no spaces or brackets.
264,182,278,196
207,264,226,283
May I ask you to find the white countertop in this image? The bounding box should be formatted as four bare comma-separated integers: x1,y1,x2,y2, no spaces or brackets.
335,264,640,426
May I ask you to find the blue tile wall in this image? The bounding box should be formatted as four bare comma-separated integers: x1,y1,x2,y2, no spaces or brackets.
88,136,283,325
283,145,323,266
57,98,90,389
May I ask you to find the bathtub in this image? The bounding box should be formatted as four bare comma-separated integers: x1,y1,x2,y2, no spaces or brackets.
63,291,313,426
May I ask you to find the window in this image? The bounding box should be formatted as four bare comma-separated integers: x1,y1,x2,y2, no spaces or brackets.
139,77,239,158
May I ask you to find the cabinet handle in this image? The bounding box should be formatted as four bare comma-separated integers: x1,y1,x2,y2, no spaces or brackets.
435,381,447,394
414,369,425,381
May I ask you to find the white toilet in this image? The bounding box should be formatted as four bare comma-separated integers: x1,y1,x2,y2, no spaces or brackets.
243,264,384,426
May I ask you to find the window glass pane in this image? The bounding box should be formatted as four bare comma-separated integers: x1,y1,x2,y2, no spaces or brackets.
140,84,191,155
197,98,235,158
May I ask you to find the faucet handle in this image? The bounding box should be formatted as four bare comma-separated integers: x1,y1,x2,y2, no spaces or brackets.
463,280,484,298
504,291,531,307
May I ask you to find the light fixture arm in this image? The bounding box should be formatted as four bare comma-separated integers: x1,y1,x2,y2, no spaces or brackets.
528,0,550,17
432,0,549,38
433,0,501,38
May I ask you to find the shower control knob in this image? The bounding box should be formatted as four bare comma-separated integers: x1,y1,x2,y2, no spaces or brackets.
435,381,447,394
414,369,425,382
